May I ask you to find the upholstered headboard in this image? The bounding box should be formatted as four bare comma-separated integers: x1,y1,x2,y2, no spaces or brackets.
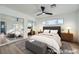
43,26,61,36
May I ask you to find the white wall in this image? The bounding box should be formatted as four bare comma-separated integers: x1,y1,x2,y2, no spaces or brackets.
77,10,79,43
36,11,78,42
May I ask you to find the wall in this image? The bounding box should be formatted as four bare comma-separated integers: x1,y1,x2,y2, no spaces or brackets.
77,10,79,43
36,11,78,42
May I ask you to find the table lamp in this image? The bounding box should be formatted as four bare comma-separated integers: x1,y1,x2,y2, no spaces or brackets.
66,26,71,34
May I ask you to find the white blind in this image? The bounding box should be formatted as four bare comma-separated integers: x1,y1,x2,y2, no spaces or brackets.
42,18,63,26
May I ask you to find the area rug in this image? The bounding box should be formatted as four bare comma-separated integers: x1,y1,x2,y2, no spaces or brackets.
61,41,73,54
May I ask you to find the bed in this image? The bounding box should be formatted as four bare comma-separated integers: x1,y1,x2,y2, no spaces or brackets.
25,26,62,54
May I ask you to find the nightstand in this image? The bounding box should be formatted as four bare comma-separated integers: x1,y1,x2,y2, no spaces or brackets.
61,33,73,42
38,31,43,34
28,31,35,36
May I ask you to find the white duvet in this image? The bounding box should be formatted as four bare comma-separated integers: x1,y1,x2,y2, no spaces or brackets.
29,33,62,54
39,33,62,47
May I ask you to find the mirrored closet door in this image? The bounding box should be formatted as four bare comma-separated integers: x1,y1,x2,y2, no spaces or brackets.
0,14,24,38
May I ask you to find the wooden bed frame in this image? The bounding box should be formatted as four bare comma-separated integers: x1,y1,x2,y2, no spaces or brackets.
43,26,61,36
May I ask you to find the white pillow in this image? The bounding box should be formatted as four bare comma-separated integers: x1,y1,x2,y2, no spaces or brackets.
43,30,49,33
27,29,31,33
50,30,58,34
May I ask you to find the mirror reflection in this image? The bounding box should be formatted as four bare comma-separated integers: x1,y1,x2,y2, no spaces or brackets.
0,14,24,38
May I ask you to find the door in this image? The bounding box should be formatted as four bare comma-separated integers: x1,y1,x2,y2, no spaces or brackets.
0,21,6,34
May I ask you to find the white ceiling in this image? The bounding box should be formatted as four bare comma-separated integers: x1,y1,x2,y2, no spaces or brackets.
1,4,79,18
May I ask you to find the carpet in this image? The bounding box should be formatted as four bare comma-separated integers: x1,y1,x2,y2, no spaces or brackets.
61,41,73,54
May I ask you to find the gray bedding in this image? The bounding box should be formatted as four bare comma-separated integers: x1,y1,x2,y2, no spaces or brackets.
25,40,56,54
25,40,47,54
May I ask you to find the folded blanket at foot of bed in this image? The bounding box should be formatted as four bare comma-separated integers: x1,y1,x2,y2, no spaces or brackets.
25,40,57,54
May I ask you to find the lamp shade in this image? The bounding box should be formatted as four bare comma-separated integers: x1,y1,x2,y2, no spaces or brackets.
66,27,71,30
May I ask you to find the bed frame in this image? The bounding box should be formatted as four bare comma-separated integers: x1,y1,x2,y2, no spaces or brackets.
43,26,61,36
25,26,61,54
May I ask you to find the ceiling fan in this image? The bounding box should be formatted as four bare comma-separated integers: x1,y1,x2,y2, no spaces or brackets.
37,6,53,16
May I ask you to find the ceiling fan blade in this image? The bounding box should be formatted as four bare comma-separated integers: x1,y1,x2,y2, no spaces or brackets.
37,13,43,16
37,6,53,16
45,13,53,15
51,4,56,8
41,6,45,12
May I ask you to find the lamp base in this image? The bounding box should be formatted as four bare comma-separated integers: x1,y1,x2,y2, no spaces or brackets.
68,29,70,34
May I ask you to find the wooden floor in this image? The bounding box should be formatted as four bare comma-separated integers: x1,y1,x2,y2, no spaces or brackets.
0,38,79,54
0,38,25,54
0,44,23,54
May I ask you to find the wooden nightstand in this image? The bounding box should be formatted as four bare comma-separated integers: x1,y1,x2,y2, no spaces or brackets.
28,31,35,36
61,33,73,42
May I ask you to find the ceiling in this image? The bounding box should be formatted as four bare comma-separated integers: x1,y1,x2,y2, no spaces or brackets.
1,4,79,18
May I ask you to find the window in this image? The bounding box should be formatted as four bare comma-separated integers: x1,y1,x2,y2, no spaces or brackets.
42,18,63,26
57,19,63,24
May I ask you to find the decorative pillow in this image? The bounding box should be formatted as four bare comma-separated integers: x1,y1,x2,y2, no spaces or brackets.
43,30,49,33
50,30,58,34
27,29,31,33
